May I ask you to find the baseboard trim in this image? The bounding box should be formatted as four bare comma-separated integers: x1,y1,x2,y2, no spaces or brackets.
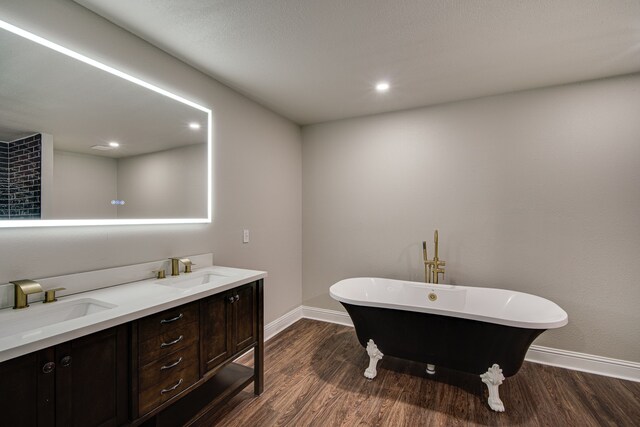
526,345,640,382
301,305,353,326
295,305,639,382
235,306,305,361
264,306,304,341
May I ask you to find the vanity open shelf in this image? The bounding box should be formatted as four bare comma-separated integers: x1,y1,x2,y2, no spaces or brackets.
152,362,255,427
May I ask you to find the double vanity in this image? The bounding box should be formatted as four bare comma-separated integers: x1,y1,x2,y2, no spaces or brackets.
0,261,266,427
0,15,264,427
0,17,261,427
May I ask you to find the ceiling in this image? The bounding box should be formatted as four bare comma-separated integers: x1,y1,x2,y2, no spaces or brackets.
76,0,640,125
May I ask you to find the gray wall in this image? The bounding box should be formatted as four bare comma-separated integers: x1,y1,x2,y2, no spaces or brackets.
117,144,207,219
49,144,206,219
0,0,302,325
40,133,54,219
303,74,640,362
51,150,118,219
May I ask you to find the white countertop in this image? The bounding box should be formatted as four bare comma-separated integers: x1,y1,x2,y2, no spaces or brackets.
0,265,266,362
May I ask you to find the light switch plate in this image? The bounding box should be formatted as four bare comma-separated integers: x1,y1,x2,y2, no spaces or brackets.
243,229,250,243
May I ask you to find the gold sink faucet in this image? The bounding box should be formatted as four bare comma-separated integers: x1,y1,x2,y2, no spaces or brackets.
423,230,446,284
169,257,194,276
12,279,43,309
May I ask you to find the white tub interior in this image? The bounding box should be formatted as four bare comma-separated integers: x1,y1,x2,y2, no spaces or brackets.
330,277,568,329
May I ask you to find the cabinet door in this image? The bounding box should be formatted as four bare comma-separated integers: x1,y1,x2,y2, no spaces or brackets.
200,291,233,375
0,347,56,427
233,282,257,354
55,324,129,427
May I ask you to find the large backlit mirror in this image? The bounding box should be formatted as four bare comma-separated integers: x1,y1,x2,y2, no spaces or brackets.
0,20,211,227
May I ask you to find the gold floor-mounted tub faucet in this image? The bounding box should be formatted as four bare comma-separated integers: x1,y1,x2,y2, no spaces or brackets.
423,230,445,284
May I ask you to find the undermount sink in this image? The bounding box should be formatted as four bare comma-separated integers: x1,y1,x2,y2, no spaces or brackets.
155,271,230,290
0,298,117,339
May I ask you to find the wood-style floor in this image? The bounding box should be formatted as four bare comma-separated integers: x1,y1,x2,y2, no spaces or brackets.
201,319,640,426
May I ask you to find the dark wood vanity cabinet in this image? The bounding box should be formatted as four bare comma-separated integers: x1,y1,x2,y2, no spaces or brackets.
0,279,264,427
55,325,129,427
232,282,258,354
133,279,264,426
200,290,233,373
200,281,257,374
0,324,129,427
0,349,55,427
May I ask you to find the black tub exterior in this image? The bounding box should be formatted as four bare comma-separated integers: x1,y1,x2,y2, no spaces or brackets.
342,302,544,377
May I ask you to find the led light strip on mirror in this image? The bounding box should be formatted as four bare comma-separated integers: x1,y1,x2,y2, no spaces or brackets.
0,19,212,228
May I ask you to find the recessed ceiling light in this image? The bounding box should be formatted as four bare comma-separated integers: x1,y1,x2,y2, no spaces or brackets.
108,141,120,147
375,81,390,92
91,145,115,151
189,122,201,130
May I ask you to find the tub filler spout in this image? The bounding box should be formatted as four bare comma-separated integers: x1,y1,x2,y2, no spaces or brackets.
423,230,445,284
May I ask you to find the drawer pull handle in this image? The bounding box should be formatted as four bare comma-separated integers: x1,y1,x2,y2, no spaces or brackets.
160,335,184,348
160,378,183,394
160,357,183,370
160,313,183,324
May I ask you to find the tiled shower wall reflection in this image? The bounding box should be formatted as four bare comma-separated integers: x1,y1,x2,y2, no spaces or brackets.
0,134,42,219
0,142,7,217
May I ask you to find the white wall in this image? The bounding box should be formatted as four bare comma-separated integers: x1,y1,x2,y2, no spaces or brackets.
302,74,640,362
117,144,207,219
0,0,302,325
51,150,117,219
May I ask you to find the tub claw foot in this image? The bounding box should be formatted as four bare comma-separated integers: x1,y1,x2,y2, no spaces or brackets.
481,364,505,412
364,339,383,379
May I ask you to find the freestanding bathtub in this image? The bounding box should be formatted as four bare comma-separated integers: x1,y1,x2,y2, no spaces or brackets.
330,277,568,412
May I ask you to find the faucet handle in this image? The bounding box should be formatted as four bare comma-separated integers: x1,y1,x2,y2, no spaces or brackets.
44,288,66,303
180,258,195,274
153,269,167,279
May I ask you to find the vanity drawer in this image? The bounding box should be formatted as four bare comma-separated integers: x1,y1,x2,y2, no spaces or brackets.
139,320,199,365
139,343,198,393
138,353,199,415
138,301,199,342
